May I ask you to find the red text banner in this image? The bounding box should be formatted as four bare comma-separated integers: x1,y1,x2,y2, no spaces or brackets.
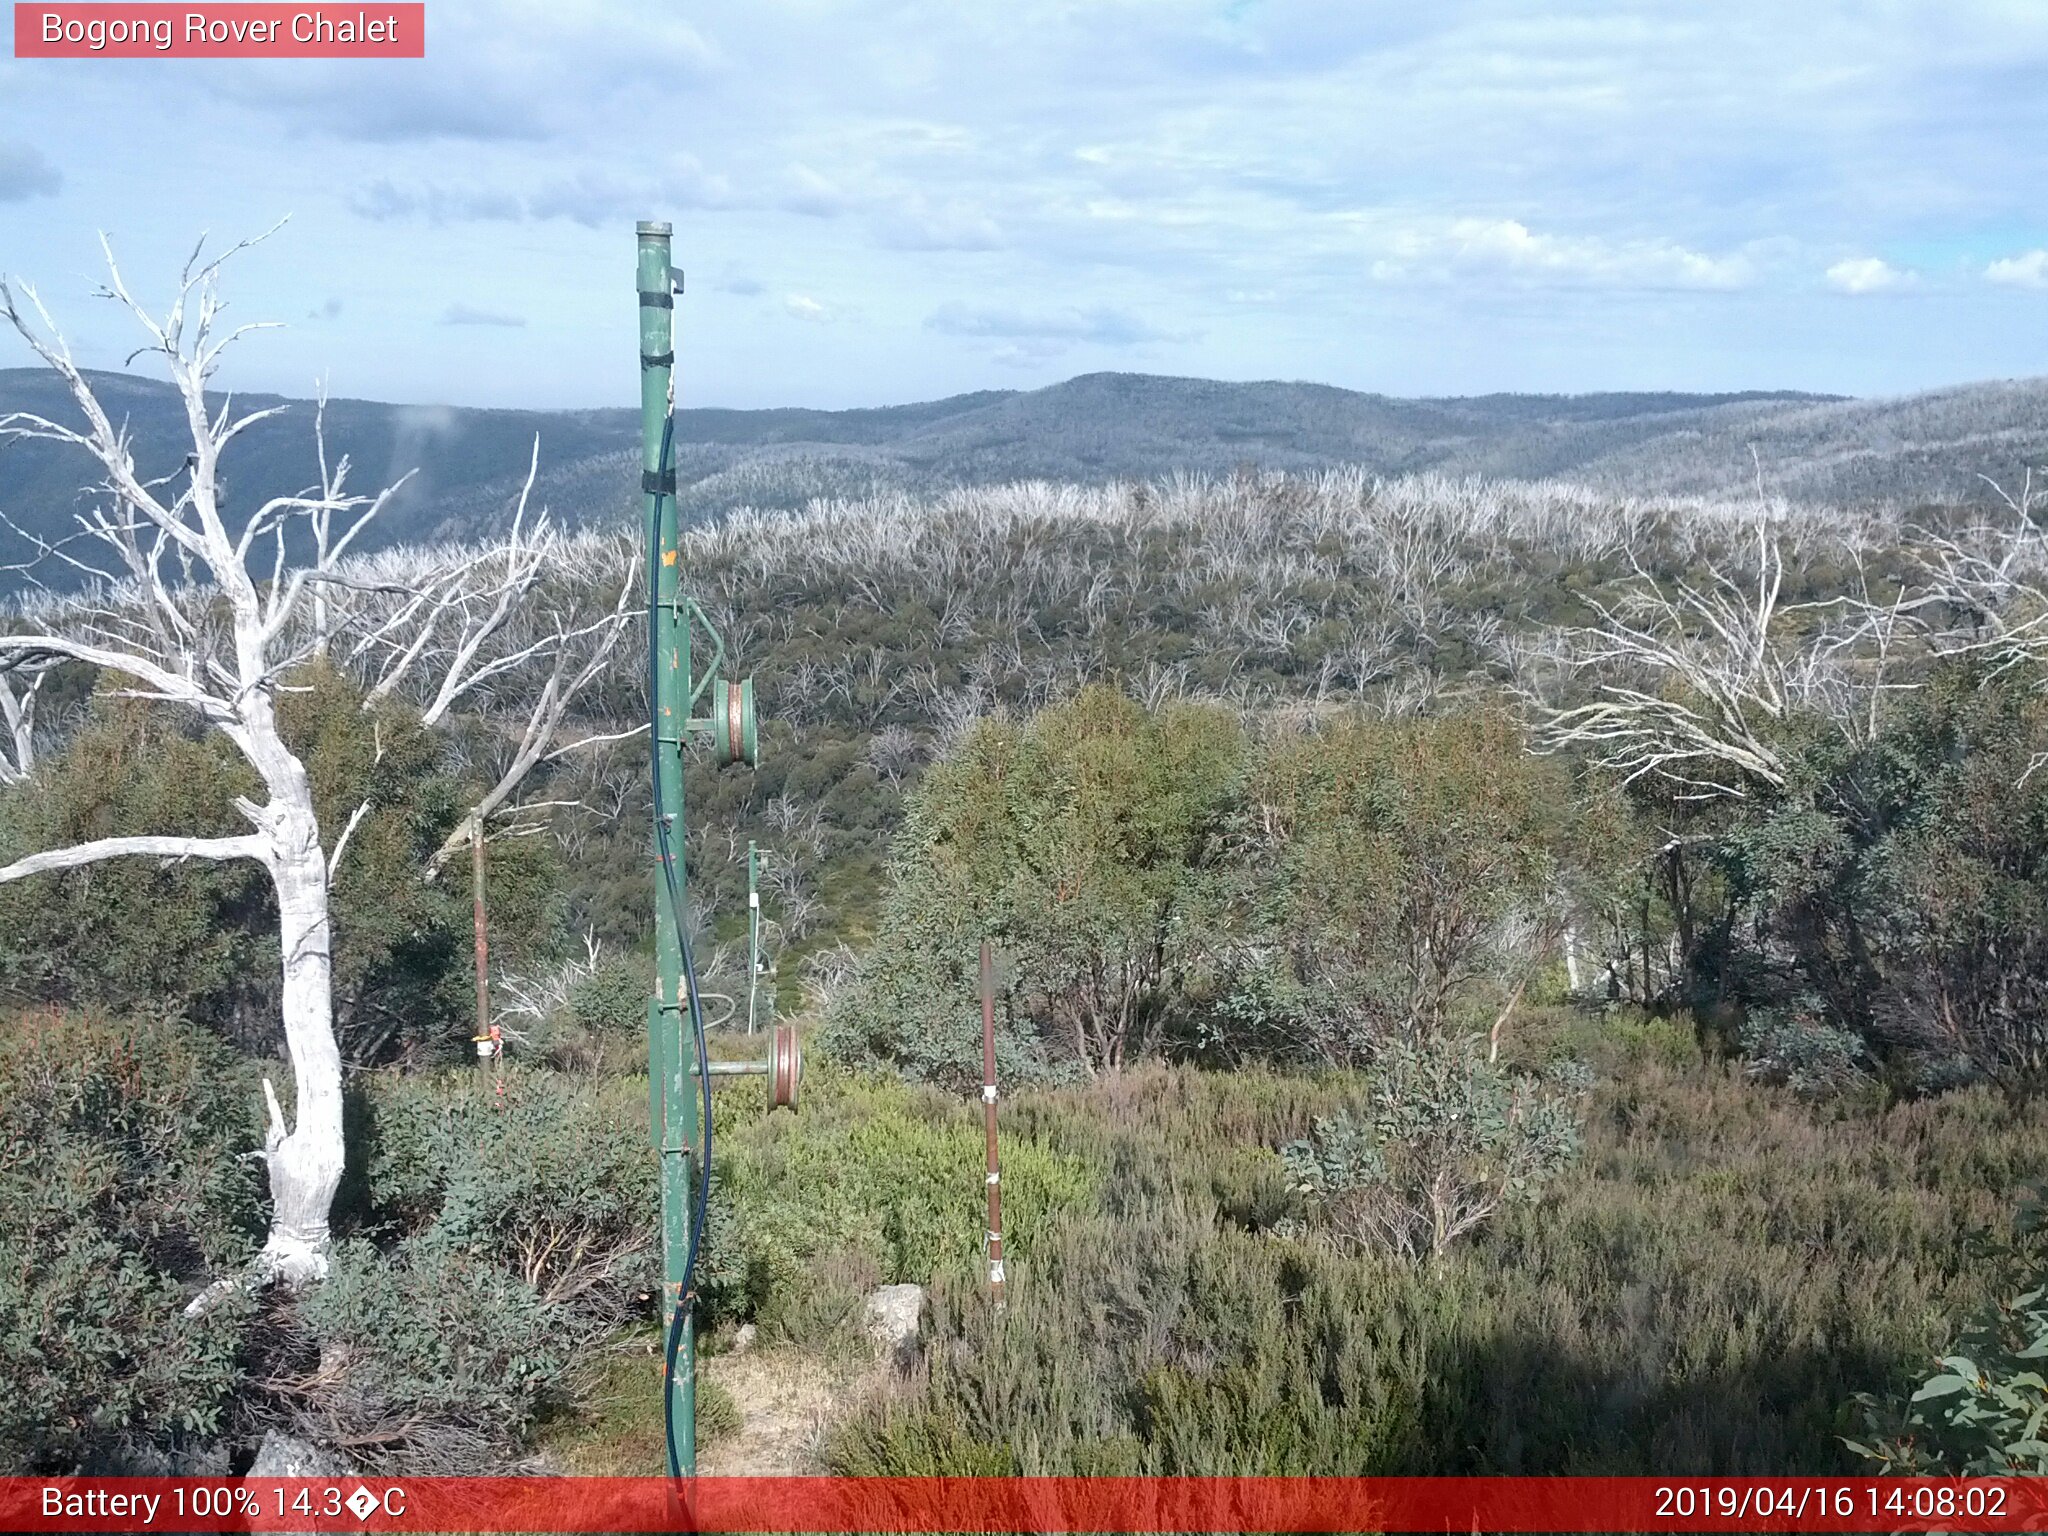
13,4,424,57
4,1476,2048,1533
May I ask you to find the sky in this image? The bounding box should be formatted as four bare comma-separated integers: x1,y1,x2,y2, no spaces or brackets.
1,0,2046,410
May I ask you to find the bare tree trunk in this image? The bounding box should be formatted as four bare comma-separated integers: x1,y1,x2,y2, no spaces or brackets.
257,801,346,1285
471,816,491,1048
1487,972,1531,1065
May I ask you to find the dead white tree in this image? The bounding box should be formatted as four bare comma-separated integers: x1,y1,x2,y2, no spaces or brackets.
0,666,41,784
0,232,394,1290
1521,524,1879,801
1912,470,2048,669
0,234,628,1296
865,723,924,786
318,467,639,877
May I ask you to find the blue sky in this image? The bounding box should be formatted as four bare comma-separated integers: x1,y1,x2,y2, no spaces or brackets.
2,0,2046,409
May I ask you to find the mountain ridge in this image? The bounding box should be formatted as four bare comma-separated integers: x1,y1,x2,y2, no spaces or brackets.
3,366,2043,596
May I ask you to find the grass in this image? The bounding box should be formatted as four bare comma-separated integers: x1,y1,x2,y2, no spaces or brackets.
811,1025,2048,1476
536,1331,743,1475
529,1007,2048,1477
538,1342,667,1476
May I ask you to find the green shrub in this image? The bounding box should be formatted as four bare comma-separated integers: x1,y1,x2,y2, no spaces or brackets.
823,687,1244,1084
1721,664,2048,1093
0,1009,262,1472
1282,1035,1586,1261
1848,1282,2048,1474
359,1068,657,1331
0,671,561,1066
258,1067,658,1470
1742,998,1870,1100
830,697,1632,1080
1595,1010,1704,1074
1226,712,1611,1057
720,1064,1105,1343
831,1195,1435,1476
0,706,270,1028
570,956,648,1038
831,1057,2048,1475
709,1065,1097,1342
293,1236,569,1471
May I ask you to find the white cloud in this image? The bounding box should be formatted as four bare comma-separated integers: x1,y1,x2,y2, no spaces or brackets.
0,142,62,202
925,303,1186,345
440,304,526,327
784,295,832,321
779,165,851,218
1825,256,1908,293
876,199,1004,251
200,10,725,143
1355,217,1755,291
1986,250,2048,289
351,156,731,228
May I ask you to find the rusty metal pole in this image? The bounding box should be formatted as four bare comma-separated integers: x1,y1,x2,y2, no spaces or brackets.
980,940,1006,1308
471,815,489,1050
746,840,762,1035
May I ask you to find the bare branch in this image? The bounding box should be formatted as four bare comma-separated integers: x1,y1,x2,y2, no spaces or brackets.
0,832,269,884
1521,522,1895,799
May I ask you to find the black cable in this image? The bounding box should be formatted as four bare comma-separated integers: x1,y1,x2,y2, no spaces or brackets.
646,406,713,1486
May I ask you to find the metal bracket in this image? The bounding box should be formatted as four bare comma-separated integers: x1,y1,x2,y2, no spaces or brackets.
683,597,726,711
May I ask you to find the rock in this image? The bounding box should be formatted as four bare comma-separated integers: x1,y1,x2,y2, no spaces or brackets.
731,1322,758,1354
248,1429,350,1479
863,1283,925,1370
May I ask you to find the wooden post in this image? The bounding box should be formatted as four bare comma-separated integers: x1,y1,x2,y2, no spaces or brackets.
980,940,1005,1309
747,840,762,1034
471,814,489,1049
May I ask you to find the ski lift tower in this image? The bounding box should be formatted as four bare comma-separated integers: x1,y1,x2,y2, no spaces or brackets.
637,221,801,1477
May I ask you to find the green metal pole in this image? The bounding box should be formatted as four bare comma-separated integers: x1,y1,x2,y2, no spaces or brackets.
747,840,760,1035
638,220,696,1474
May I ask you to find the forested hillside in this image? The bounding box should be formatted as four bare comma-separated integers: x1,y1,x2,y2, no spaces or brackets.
15,364,2048,602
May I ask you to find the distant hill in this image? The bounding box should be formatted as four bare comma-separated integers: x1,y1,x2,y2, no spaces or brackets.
3,366,2044,596
0,367,641,565
1562,379,2048,505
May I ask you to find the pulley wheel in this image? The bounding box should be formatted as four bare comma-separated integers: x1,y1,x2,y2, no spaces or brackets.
713,676,759,768
768,1023,801,1112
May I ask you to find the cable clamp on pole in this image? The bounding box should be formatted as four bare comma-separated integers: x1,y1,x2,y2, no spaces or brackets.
637,288,675,309
643,468,678,495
